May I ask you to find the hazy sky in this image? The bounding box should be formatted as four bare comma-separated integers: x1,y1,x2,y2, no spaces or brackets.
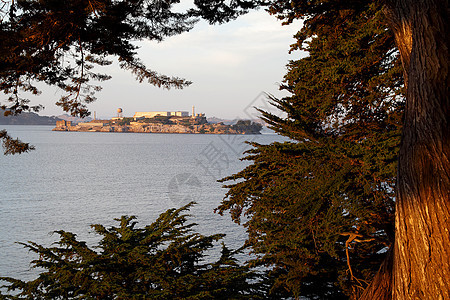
29,9,305,120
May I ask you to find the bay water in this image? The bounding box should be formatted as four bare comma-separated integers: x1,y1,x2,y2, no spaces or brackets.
0,125,287,281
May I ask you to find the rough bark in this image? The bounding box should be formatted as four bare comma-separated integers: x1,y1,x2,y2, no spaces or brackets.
359,247,394,299
361,0,449,298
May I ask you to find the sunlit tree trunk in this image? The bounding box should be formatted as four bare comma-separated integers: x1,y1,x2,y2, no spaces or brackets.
362,0,449,298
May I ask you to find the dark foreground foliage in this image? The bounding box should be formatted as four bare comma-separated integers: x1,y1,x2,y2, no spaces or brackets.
217,1,404,299
0,0,199,155
0,130,34,155
0,203,259,299
0,0,196,118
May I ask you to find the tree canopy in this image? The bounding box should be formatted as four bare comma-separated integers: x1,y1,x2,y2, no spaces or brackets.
0,0,197,154
213,0,448,298
0,203,259,299
1,0,448,298
0,0,196,118
217,1,404,298
0,0,262,155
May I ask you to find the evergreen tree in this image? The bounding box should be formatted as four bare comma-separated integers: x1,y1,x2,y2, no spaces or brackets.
0,203,258,299
0,0,194,117
269,1,449,298
217,2,404,298
0,0,196,154
2,0,448,297
0,129,35,155
206,0,448,298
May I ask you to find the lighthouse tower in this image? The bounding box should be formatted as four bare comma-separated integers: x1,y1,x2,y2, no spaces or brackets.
192,105,195,118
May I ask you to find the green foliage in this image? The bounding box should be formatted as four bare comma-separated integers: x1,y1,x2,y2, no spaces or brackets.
151,116,173,125
232,120,262,134
137,116,173,125
0,203,258,299
217,1,404,299
116,117,133,126
191,1,261,24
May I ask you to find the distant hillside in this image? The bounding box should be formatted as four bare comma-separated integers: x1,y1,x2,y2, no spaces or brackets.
207,117,267,126
57,114,92,123
0,112,62,125
207,117,235,125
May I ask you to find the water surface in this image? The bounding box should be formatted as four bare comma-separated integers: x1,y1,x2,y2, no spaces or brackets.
0,125,287,280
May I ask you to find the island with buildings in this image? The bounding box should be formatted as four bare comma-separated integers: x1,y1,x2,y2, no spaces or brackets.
53,107,263,134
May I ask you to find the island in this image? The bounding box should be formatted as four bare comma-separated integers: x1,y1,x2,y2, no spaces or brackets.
53,109,263,135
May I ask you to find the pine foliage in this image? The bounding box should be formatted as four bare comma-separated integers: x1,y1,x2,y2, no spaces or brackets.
0,0,196,118
0,129,34,155
0,203,257,299
217,2,404,299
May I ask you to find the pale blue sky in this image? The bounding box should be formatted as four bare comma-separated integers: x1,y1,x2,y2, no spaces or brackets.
33,9,305,120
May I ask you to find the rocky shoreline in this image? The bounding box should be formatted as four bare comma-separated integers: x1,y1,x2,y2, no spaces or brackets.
53,120,262,135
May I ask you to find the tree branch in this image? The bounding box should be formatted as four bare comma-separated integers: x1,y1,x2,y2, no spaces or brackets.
0,129,35,155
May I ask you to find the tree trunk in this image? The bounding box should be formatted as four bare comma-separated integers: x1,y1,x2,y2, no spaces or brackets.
361,0,449,299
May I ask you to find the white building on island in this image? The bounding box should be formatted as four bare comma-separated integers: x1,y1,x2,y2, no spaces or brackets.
133,111,189,119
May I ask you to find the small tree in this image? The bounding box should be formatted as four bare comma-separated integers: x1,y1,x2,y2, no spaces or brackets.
231,120,262,134
116,117,133,126
0,203,258,299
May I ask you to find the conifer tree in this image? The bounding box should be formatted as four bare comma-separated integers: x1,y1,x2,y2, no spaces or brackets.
0,0,196,154
2,0,448,297
0,0,195,116
0,203,258,299
217,2,404,298
205,0,448,298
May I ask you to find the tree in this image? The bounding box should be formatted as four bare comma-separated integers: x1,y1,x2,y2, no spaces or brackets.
0,129,35,154
0,0,196,154
116,117,133,126
0,0,195,116
362,1,449,298
200,0,448,298
217,2,403,298
232,120,263,134
0,203,259,299
1,0,448,297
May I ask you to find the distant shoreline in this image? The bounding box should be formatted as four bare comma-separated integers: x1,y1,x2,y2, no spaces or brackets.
0,112,91,126
53,119,263,135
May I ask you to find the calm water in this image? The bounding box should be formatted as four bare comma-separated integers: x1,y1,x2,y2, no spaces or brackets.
0,125,287,281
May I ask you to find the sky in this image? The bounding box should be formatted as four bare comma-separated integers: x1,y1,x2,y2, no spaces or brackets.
29,8,305,120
